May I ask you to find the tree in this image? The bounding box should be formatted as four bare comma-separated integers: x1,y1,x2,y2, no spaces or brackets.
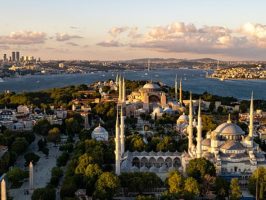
33,119,51,136
32,187,56,200
24,152,40,166
65,117,81,134
11,137,29,154
230,178,241,200
248,167,266,200
128,135,146,151
75,153,94,175
186,158,216,181
184,177,200,197
119,172,162,193
136,195,156,200
47,127,61,143
94,172,120,200
84,164,103,195
56,152,69,167
215,177,229,200
167,170,183,194
49,167,63,187
7,167,27,186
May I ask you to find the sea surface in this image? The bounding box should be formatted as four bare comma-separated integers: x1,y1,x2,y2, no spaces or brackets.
0,69,265,100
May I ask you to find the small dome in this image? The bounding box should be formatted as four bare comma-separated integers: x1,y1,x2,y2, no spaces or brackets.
153,107,163,114
140,166,148,172
168,166,176,172
149,165,158,173
163,107,173,114
159,164,167,173
91,124,109,141
143,83,160,90
131,166,139,172
177,113,188,123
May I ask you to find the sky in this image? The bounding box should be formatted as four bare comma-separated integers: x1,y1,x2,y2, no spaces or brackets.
1,0,266,60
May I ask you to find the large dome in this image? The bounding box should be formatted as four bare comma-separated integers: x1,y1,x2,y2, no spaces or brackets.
93,124,108,134
142,83,160,90
214,121,244,136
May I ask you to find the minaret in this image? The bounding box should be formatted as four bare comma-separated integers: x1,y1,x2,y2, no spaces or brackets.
196,98,202,158
249,92,254,138
188,92,193,152
29,161,34,191
1,179,6,200
118,75,122,102
179,79,182,104
115,107,121,175
175,75,178,101
120,106,125,156
122,77,126,103
115,74,119,85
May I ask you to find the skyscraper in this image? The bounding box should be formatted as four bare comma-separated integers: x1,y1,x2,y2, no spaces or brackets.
16,52,20,62
12,52,16,62
3,54,7,61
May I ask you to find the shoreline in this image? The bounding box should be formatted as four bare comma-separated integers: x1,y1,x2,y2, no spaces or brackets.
207,76,266,81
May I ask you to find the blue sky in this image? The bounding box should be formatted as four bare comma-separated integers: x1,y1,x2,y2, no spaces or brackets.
1,0,266,60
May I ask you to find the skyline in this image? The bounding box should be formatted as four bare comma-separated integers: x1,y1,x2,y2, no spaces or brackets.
1,0,266,60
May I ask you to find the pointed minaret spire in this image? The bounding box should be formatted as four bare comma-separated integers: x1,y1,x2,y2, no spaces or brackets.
196,98,202,158
115,106,121,175
175,75,178,101
227,113,232,123
1,179,6,200
120,106,125,156
118,75,122,102
188,92,193,151
115,73,119,85
179,79,183,104
122,77,126,103
249,92,254,138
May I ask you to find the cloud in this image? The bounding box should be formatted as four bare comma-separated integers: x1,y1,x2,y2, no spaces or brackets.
70,26,79,29
0,31,46,45
97,40,124,47
108,26,128,37
98,22,266,58
66,42,79,46
55,33,82,41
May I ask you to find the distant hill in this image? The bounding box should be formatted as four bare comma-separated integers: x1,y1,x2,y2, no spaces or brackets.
123,57,217,64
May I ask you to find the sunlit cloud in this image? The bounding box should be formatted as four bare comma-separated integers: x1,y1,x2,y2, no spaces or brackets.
66,42,79,46
55,33,82,41
0,31,47,45
97,40,124,47
98,22,266,58
108,26,128,37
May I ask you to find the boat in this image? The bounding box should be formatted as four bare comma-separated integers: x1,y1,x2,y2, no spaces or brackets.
0,78,4,83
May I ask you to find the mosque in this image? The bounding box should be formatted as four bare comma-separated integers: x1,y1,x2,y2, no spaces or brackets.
114,76,266,182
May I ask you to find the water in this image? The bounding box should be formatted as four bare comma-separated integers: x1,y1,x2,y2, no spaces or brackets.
0,69,265,100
